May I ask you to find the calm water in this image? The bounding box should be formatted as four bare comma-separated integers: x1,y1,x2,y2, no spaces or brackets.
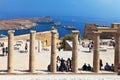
0,16,120,38
0,23,71,38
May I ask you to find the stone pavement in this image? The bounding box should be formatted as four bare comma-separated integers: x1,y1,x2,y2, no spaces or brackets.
0,75,119,80
0,41,115,74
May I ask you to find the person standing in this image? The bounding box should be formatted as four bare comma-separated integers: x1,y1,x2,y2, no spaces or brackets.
5,47,8,55
2,47,5,56
25,43,28,53
88,42,93,52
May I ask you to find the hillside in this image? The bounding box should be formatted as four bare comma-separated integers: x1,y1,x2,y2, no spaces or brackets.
0,16,53,30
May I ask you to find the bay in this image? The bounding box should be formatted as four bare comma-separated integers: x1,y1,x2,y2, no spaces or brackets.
0,16,120,38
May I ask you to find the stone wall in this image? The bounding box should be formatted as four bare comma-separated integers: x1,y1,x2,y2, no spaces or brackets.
84,24,98,39
84,23,120,39
0,30,59,47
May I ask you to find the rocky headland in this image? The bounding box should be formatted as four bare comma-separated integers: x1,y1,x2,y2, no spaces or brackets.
0,16,53,30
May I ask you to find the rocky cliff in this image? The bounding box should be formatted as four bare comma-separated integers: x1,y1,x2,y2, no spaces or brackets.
0,16,53,30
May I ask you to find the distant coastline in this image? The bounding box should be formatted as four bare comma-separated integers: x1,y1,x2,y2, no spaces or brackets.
0,16,77,31
0,16,53,30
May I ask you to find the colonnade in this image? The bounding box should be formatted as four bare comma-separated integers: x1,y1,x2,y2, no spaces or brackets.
7,29,120,73
93,31,120,73
7,30,37,73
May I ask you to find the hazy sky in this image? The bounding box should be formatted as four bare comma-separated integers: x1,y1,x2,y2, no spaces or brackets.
0,0,120,18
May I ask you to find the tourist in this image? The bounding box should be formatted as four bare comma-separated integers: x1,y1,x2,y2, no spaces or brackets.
110,64,114,71
112,41,115,47
25,43,28,53
66,58,71,71
1,42,4,47
59,58,67,72
47,64,50,71
88,42,93,52
82,42,85,47
104,63,111,71
100,59,103,70
70,57,72,70
87,64,92,71
57,56,60,61
56,56,61,71
5,47,8,55
78,37,81,45
82,63,87,71
2,47,5,56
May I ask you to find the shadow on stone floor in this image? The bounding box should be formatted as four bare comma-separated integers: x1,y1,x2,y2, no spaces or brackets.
14,69,29,72
82,51,91,53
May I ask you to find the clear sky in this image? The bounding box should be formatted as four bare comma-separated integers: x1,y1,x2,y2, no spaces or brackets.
0,0,120,18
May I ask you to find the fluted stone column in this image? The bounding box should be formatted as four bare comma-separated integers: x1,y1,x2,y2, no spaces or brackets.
93,32,100,73
72,30,79,73
50,30,57,73
38,40,42,53
8,30,15,73
29,30,36,73
114,31,120,72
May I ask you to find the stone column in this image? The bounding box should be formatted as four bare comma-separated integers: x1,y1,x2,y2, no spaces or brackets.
93,32,100,73
114,31,120,72
50,30,57,73
38,40,42,53
72,30,79,73
29,30,36,73
8,30,15,73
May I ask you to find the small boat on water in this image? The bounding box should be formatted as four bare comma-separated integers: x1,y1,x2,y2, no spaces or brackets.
63,26,76,30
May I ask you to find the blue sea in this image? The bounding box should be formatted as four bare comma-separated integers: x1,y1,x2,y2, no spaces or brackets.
0,16,120,38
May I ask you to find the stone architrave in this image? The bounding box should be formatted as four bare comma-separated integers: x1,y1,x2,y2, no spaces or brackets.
29,30,36,73
8,30,15,73
93,32,100,73
50,30,57,73
72,30,79,73
114,30,120,72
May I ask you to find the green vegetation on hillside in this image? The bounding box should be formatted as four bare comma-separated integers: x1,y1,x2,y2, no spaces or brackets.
60,33,82,49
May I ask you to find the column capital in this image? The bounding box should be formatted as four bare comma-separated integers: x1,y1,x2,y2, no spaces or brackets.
8,30,15,33
93,31,101,34
72,30,79,34
51,30,57,34
30,30,36,34
93,31,101,36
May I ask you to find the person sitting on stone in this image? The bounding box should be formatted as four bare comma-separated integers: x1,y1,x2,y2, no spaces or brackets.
70,57,72,70
82,63,87,71
47,64,50,71
110,64,114,71
66,58,71,72
87,64,92,71
56,56,61,71
104,63,111,71
100,59,103,70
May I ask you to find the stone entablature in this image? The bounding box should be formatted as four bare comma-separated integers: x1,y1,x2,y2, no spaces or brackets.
84,24,98,39
0,30,59,47
84,23,120,39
